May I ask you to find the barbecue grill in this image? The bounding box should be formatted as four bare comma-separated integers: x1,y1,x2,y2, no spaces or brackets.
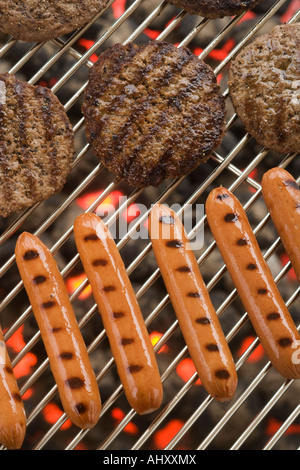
0,0,299,451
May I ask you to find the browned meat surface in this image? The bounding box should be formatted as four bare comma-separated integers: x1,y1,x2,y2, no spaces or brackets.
228,24,300,155
164,0,264,17
0,0,109,42
82,41,226,188
0,73,74,218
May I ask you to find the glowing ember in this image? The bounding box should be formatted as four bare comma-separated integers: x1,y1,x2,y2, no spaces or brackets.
265,416,300,436
150,331,169,354
42,403,72,430
154,419,185,449
280,0,300,23
247,168,258,193
124,202,141,223
13,353,38,380
111,407,139,435
65,273,92,300
38,77,58,88
111,0,127,19
143,28,161,40
6,325,38,380
76,189,141,224
237,10,256,24
193,38,235,63
76,189,123,213
280,253,297,282
176,358,201,385
6,325,26,353
78,38,99,63
22,388,33,400
238,335,265,363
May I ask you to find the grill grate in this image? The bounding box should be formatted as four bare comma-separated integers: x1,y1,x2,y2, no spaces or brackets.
0,0,299,451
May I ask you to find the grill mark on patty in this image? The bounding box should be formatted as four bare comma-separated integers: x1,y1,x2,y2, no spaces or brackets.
112,49,196,178
83,41,225,187
35,86,58,189
85,43,143,104
169,77,224,166
87,42,191,169
121,62,209,181
85,42,173,147
164,0,264,17
0,73,74,218
14,79,37,200
0,1,110,42
112,50,209,180
0,79,10,203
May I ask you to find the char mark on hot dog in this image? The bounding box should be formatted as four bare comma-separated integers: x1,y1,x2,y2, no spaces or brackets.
262,167,300,286
73,212,163,415
205,187,300,380
149,203,238,402
15,232,102,429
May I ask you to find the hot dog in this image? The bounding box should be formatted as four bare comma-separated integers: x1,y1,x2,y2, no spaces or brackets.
0,325,26,449
15,232,102,429
262,167,300,283
205,187,300,380
148,203,238,402
73,212,163,415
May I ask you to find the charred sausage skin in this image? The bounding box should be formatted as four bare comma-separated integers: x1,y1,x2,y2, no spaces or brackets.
73,212,163,415
15,232,102,429
206,187,300,380
148,203,238,402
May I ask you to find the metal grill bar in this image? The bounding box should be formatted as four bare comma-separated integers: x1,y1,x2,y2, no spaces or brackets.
0,0,299,451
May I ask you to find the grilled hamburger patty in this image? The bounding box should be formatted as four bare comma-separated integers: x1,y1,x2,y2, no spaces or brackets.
228,23,300,155
0,73,74,218
164,0,264,17
82,41,226,188
0,0,109,42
